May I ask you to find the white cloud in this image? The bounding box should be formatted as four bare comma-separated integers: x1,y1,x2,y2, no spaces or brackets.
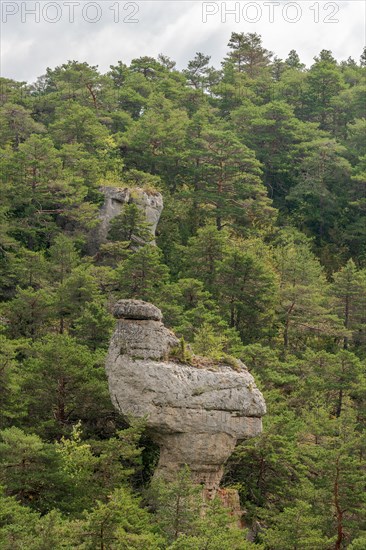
0,1,365,82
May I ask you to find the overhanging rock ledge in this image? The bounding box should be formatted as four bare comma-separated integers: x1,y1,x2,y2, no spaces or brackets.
105,299,266,498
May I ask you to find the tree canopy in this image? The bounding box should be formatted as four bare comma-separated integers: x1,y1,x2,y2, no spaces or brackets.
0,33,365,548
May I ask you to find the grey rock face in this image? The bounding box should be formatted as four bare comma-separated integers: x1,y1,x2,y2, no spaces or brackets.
105,299,266,497
89,186,163,253
113,299,162,321
130,190,164,239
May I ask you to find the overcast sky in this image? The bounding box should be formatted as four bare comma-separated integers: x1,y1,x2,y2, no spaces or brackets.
1,1,365,83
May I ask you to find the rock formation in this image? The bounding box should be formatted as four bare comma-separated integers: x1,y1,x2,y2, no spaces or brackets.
89,186,163,253
105,299,266,498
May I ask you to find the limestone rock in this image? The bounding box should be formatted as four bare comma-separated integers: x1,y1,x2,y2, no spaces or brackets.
105,299,266,497
110,300,178,361
130,190,163,239
89,186,163,253
113,299,162,321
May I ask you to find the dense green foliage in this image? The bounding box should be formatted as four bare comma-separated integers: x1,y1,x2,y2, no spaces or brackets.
0,34,365,548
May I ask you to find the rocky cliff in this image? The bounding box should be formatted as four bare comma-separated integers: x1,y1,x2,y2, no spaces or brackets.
105,299,266,498
89,186,163,253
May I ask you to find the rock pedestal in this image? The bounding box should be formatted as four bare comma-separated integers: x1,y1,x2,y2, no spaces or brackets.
105,299,266,498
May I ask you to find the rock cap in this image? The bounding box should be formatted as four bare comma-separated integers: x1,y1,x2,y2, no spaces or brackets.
113,299,163,321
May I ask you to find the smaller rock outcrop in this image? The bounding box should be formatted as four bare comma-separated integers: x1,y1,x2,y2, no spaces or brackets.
89,186,163,253
105,299,266,498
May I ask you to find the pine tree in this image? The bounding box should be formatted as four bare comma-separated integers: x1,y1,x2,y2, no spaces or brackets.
216,245,278,342
191,127,274,231
262,499,331,549
115,246,169,301
332,259,366,349
285,50,305,70
0,427,66,512
274,229,343,349
108,203,153,247
224,33,272,77
19,334,110,439
73,487,162,549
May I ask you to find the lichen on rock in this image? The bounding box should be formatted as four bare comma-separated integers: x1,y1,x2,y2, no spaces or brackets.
105,299,266,498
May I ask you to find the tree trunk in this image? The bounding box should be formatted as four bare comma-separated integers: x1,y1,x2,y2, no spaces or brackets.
334,456,344,550
335,388,343,418
59,316,64,335
55,377,67,425
343,295,349,349
216,213,222,231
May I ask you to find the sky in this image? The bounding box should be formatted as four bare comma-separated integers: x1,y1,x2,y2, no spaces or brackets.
0,0,365,83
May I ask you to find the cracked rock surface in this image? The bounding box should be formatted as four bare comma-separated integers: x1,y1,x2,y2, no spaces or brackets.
105,299,266,497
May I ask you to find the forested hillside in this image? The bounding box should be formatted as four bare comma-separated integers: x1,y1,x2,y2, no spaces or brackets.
0,33,365,549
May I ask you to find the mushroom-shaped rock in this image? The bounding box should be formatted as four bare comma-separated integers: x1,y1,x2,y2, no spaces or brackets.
105,299,266,498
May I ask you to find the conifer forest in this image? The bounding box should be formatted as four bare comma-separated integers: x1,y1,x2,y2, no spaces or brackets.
0,33,365,549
